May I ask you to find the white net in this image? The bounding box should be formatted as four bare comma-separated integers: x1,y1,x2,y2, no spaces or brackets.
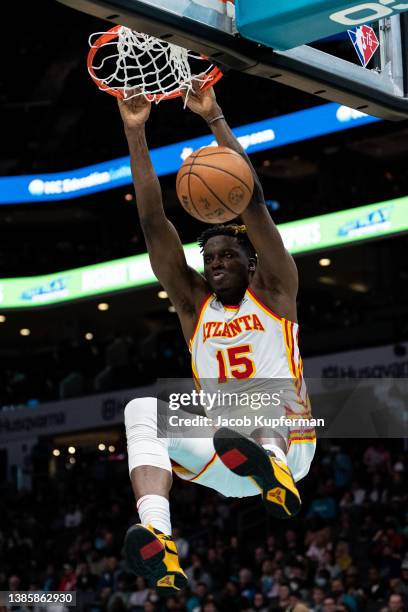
88,26,216,103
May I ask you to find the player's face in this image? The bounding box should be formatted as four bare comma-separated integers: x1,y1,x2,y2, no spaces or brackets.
203,235,251,300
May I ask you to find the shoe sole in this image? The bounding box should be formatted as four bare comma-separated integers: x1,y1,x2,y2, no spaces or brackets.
213,427,301,519
124,525,187,594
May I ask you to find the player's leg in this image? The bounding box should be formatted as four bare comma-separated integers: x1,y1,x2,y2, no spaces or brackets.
124,397,187,593
213,426,302,519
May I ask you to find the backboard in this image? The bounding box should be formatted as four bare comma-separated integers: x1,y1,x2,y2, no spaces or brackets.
57,0,408,120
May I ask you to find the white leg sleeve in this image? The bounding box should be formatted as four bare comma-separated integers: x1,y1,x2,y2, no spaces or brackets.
262,443,288,464
124,397,172,474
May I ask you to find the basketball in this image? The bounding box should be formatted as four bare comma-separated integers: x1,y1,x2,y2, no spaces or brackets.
176,146,254,223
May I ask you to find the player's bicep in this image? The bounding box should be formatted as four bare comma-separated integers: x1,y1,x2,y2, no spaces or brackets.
142,215,206,308
242,203,298,295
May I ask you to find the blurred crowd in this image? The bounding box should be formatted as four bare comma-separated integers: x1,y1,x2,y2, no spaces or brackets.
0,330,190,409
0,440,407,612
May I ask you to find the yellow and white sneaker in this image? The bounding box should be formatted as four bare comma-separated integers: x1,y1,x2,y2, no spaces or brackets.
213,427,301,519
124,524,187,594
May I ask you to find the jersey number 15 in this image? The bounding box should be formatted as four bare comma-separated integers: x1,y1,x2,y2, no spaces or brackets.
216,344,255,383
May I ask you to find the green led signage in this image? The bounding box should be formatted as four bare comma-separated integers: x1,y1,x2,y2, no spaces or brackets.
0,195,406,309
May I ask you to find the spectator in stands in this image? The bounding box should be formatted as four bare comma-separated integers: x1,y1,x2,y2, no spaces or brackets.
8,574,21,592
320,551,341,579
271,583,291,610
218,580,241,611
322,597,336,612
0,440,407,612
307,485,337,520
368,473,387,504
365,566,388,602
380,592,405,611
333,447,353,489
388,471,405,502
349,481,366,506
334,542,352,573
313,570,331,594
75,562,97,592
202,601,218,612
330,578,357,611
288,590,310,612
64,503,82,528
238,568,256,601
58,563,76,591
397,558,408,599
285,529,302,555
306,528,330,565
260,559,275,598
127,576,151,610
186,554,212,591
287,561,309,594
43,564,58,591
186,582,209,612
144,599,157,612
98,555,121,599
206,548,228,592
251,592,268,611
107,576,128,612
379,545,402,579
310,586,326,611
364,443,391,474
253,546,266,576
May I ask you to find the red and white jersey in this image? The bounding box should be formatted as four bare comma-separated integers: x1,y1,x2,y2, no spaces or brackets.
190,288,302,384
189,288,315,452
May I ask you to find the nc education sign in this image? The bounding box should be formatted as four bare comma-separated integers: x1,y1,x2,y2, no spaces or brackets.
0,104,377,205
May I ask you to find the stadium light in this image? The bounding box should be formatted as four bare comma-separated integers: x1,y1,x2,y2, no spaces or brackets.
52,449,60,457
98,443,106,451
319,258,331,267
319,276,337,286
350,282,369,293
68,446,76,454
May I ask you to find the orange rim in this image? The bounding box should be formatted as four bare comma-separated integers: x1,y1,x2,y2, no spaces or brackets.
87,25,223,101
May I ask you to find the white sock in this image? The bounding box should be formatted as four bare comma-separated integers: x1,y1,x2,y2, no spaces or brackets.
263,443,288,464
137,494,172,536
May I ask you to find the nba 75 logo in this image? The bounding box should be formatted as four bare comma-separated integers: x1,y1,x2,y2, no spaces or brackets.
330,1,408,26
348,25,379,67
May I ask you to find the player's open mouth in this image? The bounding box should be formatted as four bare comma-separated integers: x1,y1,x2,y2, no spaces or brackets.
213,271,225,281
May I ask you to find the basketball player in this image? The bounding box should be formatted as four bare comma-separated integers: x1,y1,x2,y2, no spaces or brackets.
119,82,316,593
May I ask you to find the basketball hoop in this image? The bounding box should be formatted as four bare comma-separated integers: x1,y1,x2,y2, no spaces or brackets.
87,25,223,103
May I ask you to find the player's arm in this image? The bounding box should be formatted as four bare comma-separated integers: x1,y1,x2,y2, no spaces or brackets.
118,95,207,336
184,84,298,298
